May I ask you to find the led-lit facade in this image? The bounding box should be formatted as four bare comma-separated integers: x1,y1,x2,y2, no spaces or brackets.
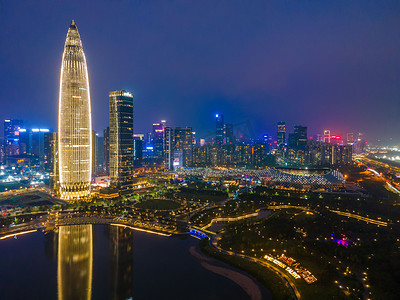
277,121,286,146
58,20,92,201
215,114,224,146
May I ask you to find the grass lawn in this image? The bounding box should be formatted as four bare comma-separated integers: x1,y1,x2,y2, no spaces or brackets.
135,199,181,210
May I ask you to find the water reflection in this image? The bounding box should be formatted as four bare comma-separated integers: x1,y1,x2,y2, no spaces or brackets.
108,225,134,300
57,225,93,300
55,225,133,300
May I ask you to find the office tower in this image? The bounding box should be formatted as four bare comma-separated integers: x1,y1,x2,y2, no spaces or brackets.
335,145,353,165
96,135,104,174
346,133,354,144
18,128,50,165
91,130,97,177
152,122,164,158
164,127,174,170
103,127,110,175
0,137,4,164
233,144,251,167
193,144,211,167
18,128,30,155
4,119,23,158
44,132,58,190
32,129,50,165
252,143,267,168
109,90,134,195
133,134,144,167
221,144,234,166
44,132,56,171
277,121,286,147
58,225,93,300
324,130,331,143
58,20,92,201
288,133,297,149
215,114,224,146
174,127,193,167
224,124,234,145
294,125,308,150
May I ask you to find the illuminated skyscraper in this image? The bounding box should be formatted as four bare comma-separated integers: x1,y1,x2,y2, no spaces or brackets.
164,127,174,170
277,121,286,147
103,127,110,174
174,127,193,167
3,119,23,158
215,114,224,146
133,134,144,167
152,122,164,158
58,20,92,201
324,130,331,143
109,90,134,195
294,125,308,150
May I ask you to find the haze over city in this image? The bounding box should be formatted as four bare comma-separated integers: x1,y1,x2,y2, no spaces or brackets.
1,2,400,300
1,1,400,143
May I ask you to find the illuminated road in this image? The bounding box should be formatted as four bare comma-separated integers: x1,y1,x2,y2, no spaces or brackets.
357,156,400,174
356,156,400,194
329,209,388,226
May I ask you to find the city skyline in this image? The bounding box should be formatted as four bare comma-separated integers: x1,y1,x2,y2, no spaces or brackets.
1,3,400,299
1,1,400,143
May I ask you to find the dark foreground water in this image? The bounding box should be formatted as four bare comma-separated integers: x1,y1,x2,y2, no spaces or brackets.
0,225,271,300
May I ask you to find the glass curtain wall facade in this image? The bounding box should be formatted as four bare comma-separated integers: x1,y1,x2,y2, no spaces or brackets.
58,20,92,201
109,90,134,195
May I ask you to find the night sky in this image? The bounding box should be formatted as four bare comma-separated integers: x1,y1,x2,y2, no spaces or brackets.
1,1,399,143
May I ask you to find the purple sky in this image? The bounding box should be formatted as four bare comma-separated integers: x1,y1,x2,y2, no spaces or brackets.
1,1,399,143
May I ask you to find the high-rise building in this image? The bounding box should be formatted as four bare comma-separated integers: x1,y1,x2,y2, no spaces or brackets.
252,143,267,168
96,135,104,174
277,121,286,147
324,130,331,143
44,132,58,191
103,127,110,175
346,133,354,144
133,134,143,167
174,127,193,167
18,128,31,155
164,127,174,170
18,128,51,165
215,114,224,146
224,124,234,145
92,130,97,177
4,119,23,158
288,133,297,149
152,122,164,158
58,21,92,201
294,125,308,150
109,90,134,195
0,137,4,164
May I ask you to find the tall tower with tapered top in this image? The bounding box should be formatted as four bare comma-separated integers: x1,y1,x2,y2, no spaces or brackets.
58,20,92,201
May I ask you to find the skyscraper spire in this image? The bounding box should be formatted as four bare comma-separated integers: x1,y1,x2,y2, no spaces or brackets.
58,20,92,201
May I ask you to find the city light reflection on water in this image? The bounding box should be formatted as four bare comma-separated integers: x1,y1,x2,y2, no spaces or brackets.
1,225,265,300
